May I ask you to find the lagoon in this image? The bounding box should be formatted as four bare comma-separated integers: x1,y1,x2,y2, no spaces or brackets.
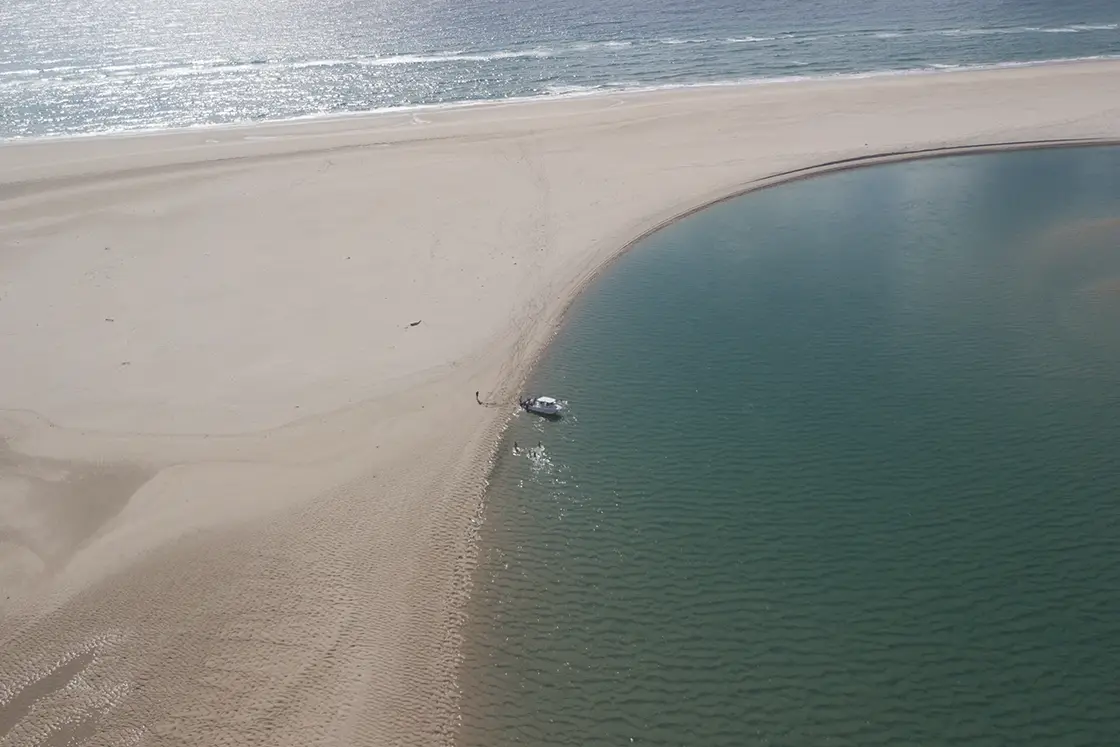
460,146,1120,746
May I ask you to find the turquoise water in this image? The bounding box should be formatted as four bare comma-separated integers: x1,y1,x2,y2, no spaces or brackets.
459,147,1120,746
1,0,1118,138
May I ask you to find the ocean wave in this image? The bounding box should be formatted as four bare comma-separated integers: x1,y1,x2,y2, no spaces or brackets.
605,35,775,45
0,64,78,78
100,61,170,73
294,50,557,67
305,49,556,66
147,49,558,76
543,84,605,96
862,24,1119,40
4,44,583,82
937,27,1026,36
936,24,1119,37
1037,24,1120,33
570,40,633,51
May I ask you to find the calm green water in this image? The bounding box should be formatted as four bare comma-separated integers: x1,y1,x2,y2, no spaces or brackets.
459,147,1120,747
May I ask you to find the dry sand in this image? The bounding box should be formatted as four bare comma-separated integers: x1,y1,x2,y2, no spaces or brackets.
1,59,1119,745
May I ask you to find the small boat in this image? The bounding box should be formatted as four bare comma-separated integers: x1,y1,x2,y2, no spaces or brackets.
520,395,563,417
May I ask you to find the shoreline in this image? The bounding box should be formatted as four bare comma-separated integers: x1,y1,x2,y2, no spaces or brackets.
458,142,1120,746
2,53,1118,145
450,136,1120,747
1,59,1119,745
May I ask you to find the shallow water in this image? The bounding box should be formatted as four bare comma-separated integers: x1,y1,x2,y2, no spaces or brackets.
459,146,1120,746
2,0,1118,137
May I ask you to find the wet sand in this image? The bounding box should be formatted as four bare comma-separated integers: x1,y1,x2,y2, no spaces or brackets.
1,60,1119,745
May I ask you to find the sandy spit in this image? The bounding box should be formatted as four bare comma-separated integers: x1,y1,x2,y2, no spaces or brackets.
1,59,1118,745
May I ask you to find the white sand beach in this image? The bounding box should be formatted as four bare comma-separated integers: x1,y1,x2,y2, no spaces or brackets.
1,59,1118,745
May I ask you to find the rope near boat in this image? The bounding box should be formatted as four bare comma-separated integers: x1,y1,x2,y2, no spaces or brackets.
474,390,509,408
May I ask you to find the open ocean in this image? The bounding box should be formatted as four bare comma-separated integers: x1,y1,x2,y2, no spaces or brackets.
1,0,1118,138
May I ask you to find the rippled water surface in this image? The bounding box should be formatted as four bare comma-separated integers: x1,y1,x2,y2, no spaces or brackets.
459,147,1120,746
1,0,1118,137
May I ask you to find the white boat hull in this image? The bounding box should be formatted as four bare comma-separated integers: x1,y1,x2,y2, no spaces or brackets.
521,396,562,417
